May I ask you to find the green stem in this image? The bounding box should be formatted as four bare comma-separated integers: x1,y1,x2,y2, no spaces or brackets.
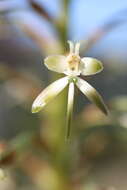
66,82,74,140
55,0,70,48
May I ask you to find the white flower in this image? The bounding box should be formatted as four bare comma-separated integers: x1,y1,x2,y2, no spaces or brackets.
32,41,108,139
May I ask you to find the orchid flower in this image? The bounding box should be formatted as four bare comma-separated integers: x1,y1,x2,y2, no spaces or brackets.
32,41,108,140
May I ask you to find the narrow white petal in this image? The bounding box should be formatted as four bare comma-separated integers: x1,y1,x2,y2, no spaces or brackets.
80,57,103,76
66,82,74,140
32,77,69,113
44,55,67,73
75,42,80,55
67,41,74,54
76,77,108,115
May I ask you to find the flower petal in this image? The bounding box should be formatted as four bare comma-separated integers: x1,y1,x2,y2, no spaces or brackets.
66,82,74,140
80,57,103,76
32,77,69,113
44,55,67,73
76,77,108,115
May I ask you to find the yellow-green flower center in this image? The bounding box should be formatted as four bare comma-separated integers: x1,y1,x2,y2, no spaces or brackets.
66,54,81,74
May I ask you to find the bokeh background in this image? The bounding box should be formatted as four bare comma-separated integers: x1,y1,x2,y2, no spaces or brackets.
0,0,127,190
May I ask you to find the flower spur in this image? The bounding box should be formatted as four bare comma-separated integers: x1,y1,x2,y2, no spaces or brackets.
32,41,108,140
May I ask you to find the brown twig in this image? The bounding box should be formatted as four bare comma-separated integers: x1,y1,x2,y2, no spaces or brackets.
28,0,54,23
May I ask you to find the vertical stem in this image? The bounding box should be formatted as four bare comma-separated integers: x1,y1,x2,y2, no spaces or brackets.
62,0,69,44
56,0,70,48
66,82,74,140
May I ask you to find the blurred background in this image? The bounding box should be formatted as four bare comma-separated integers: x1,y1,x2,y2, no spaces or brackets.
0,0,127,189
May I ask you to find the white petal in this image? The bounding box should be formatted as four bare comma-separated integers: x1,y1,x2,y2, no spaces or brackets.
32,77,69,113
66,82,74,140
44,55,67,73
76,77,108,115
80,57,103,76
67,41,74,54
75,42,80,55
